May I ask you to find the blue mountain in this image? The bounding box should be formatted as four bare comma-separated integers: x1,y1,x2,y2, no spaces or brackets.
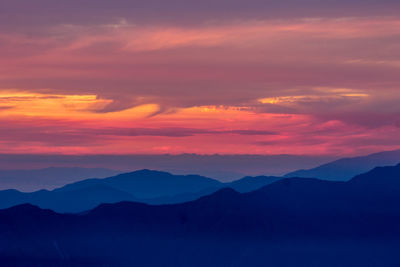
285,149,400,180
0,167,120,191
1,164,400,266
55,169,222,199
0,170,283,212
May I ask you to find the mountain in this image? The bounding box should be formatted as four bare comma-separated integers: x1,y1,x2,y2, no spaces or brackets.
0,185,138,213
0,164,400,266
4,160,398,213
284,149,400,181
0,170,221,212
226,175,282,193
0,170,283,212
144,175,283,204
0,153,336,181
0,167,120,192
56,169,222,199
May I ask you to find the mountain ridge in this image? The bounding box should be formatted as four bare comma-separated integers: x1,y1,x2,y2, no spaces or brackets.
285,149,400,181
0,169,283,212
0,167,120,192
1,164,400,266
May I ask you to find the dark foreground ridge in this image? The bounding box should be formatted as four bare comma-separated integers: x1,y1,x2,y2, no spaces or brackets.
1,163,400,266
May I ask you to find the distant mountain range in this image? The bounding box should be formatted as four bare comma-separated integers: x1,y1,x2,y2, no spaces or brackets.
285,149,400,180
0,153,337,181
1,164,400,266
0,149,397,194
0,170,283,212
1,148,399,212
0,167,120,192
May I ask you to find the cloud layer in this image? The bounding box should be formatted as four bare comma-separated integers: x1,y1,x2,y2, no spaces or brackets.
0,1,399,155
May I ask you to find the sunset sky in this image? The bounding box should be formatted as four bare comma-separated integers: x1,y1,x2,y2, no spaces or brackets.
1,0,400,156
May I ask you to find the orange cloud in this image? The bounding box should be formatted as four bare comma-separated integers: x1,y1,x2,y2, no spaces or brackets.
0,91,159,121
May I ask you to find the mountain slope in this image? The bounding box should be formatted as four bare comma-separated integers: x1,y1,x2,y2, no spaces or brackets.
226,176,282,193
0,170,284,212
0,185,138,213
2,161,397,213
284,149,400,181
1,164,400,266
0,167,120,192
56,169,222,198
0,170,224,212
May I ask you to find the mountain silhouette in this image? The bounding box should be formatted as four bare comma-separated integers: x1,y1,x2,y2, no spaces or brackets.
227,175,282,192
55,169,222,199
285,149,400,180
0,185,138,213
1,164,400,266
0,170,283,212
0,169,219,212
0,167,120,192
0,153,336,181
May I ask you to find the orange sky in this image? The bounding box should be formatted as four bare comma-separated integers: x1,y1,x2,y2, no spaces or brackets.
0,90,398,156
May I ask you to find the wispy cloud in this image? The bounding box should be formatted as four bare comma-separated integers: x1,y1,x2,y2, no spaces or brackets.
1,1,400,155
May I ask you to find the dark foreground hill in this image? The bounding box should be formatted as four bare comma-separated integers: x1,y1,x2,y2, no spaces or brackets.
0,170,282,212
285,149,400,181
1,164,400,266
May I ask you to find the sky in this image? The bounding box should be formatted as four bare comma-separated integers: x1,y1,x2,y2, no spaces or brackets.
1,0,400,156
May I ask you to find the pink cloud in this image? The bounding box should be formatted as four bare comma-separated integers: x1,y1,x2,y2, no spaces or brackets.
0,16,399,155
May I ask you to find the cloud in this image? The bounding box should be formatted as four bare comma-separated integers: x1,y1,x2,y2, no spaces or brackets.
1,18,399,117
2,0,400,34
1,1,400,155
